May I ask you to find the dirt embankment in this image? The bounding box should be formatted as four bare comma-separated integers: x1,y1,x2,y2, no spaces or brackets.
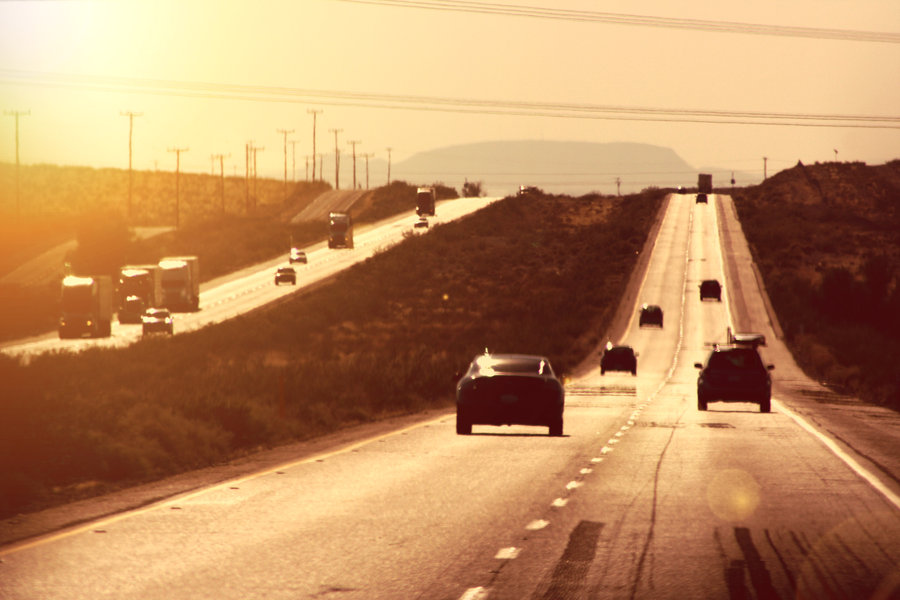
732,160,900,409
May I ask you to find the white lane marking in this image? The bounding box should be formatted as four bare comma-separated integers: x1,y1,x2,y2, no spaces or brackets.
526,519,549,531
552,498,569,508
580,468,593,475
459,587,489,600
495,547,521,560
775,399,900,512
600,446,614,454
608,438,619,444
591,457,604,463
566,481,583,490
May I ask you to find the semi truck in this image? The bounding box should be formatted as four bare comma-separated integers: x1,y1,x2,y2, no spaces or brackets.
328,212,354,249
416,186,436,216
698,173,713,194
58,275,114,338
117,264,163,323
159,256,200,312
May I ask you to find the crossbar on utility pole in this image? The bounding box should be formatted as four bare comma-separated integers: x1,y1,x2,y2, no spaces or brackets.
308,109,322,181
5,110,30,217
329,128,342,189
168,147,189,228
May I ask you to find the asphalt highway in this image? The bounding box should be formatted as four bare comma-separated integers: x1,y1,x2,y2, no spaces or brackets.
1,193,898,599
0,195,497,360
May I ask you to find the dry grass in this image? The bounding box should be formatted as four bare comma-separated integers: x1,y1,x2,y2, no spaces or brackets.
0,188,665,517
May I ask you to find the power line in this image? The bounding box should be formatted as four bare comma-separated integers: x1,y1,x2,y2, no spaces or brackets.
333,0,900,44
3,70,898,129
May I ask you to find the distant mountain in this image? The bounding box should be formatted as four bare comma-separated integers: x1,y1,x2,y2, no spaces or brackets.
391,140,717,196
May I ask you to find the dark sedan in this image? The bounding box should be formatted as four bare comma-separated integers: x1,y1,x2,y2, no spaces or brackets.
699,279,722,301
600,343,637,375
695,345,774,412
456,353,564,436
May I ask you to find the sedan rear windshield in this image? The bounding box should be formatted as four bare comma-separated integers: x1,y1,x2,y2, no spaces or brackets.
708,350,763,370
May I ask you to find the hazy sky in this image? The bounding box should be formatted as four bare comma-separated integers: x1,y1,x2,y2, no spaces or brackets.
1,0,898,189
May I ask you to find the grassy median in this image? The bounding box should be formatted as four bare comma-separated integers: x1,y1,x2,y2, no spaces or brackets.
0,188,664,518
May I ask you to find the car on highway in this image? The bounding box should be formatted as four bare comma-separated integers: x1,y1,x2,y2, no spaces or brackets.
289,247,308,264
414,216,429,229
699,279,722,301
141,307,174,336
639,304,664,327
455,352,564,436
518,185,541,196
727,330,766,348
274,266,297,286
600,343,637,375
695,344,774,412
696,193,708,204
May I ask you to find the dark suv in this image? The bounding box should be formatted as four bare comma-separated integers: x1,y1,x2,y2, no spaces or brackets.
600,344,637,375
699,279,722,301
695,345,774,412
639,304,664,327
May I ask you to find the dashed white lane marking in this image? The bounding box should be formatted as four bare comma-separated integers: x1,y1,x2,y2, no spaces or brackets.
526,519,549,531
591,457,604,463
566,481,582,491
459,586,489,600
775,399,900,512
552,498,569,508
580,468,593,475
600,446,614,454
495,547,521,560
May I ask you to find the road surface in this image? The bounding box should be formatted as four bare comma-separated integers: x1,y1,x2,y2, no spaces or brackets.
1,193,898,599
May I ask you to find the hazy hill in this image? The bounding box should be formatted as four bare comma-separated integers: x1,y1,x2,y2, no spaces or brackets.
391,140,736,196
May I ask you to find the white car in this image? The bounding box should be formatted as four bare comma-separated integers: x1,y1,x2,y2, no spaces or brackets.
141,307,174,335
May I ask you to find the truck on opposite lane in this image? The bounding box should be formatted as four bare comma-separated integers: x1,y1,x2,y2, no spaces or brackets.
117,264,163,323
328,212,354,249
159,256,200,312
58,275,114,338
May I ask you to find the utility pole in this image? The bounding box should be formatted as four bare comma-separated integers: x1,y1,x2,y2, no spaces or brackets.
168,147,189,228
616,177,621,196
834,148,839,162
347,140,361,190
4,110,30,217
212,153,229,213
329,128,342,189
289,139,297,181
360,153,374,189
763,156,768,180
308,109,322,181
305,155,311,182
245,142,251,213
120,111,141,221
250,144,264,210
385,147,392,186
277,128,294,202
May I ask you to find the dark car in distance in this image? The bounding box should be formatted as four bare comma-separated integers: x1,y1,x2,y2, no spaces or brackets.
639,304,664,327
289,247,307,264
699,279,722,301
275,266,297,285
695,345,774,412
456,353,564,436
141,307,174,336
696,193,708,204
600,343,637,375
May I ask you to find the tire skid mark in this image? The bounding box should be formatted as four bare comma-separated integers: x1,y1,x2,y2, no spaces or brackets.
535,521,604,600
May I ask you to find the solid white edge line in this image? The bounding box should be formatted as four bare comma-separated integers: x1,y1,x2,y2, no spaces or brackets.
774,399,900,512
